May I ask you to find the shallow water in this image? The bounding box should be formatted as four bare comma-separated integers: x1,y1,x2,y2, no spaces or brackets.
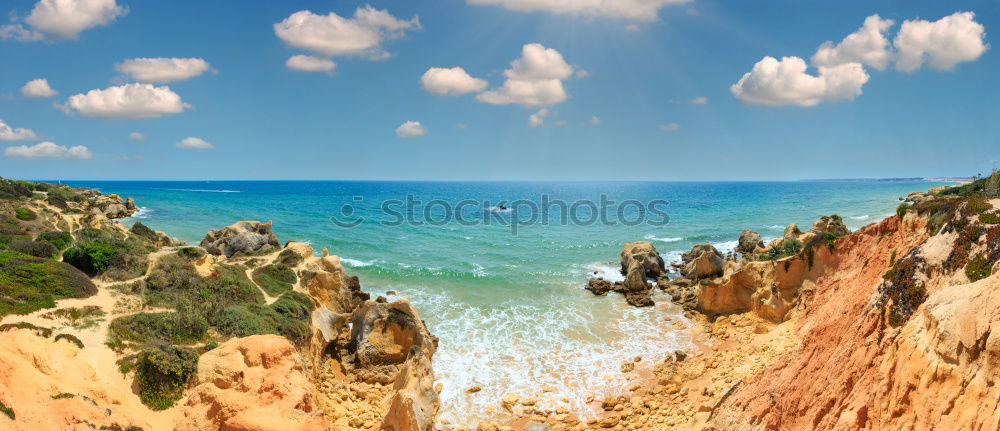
62,179,948,425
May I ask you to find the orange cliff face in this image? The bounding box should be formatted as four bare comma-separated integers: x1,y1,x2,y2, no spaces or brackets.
707,212,1000,430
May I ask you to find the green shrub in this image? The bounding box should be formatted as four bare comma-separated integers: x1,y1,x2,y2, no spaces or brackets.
0,321,53,337
135,345,198,410
271,291,315,320
276,248,304,267
962,198,993,216
214,303,311,345
129,221,159,242
763,238,802,261
63,231,151,279
54,333,84,349
252,264,297,296
8,239,58,258
42,305,105,328
51,393,75,400
46,186,84,203
109,311,208,346
177,247,206,260
0,251,97,317
966,253,992,282
980,212,1000,225
0,399,13,420
37,231,73,250
879,252,926,327
45,195,68,210
14,207,36,221
0,177,33,200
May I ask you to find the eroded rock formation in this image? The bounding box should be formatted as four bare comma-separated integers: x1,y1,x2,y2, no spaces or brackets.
200,220,280,257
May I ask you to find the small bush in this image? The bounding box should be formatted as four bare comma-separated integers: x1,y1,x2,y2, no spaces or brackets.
0,399,13,420
42,305,105,328
980,212,1000,225
37,231,73,250
879,252,926,327
896,203,911,219
763,238,803,261
136,344,198,410
8,239,58,258
129,221,159,242
252,264,297,296
271,291,315,320
63,231,151,279
276,248,304,267
966,253,992,282
0,321,53,337
51,393,75,400
109,311,208,346
14,207,36,221
46,195,68,210
177,247,206,260
54,333,84,349
962,198,993,216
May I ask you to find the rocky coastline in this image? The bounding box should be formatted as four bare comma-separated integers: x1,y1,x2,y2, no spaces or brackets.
1,173,999,431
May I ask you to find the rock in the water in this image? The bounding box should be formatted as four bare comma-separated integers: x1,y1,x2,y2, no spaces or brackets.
736,229,764,254
625,291,655,307
680,244,725,280
620,241,666,278
585,278,614,296
200,220,280,257
86,194,137,219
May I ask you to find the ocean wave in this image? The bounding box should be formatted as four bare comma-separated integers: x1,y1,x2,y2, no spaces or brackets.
584,262,624,282
485,206,512,213
398,287,695,427
127,206,152,219
644,234,682,242
849,215,869,220
765,224,785,230
340,257,376,267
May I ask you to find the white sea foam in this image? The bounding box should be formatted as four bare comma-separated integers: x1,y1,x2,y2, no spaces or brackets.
340,257,375,267
849,215,869,220
644,234,682,242
584,262,624,282
128,206,152,219
766,224,785,230
401,287,694,428
485,206,512,213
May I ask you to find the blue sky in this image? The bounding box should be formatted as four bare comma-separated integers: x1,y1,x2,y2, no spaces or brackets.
0,0,997,181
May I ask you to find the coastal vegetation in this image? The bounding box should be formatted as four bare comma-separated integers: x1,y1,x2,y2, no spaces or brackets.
135,344,198,410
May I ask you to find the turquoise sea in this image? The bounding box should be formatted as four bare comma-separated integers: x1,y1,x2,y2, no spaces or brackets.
61,180,949,424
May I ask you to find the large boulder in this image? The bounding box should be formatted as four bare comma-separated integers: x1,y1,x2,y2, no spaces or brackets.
619,241,666,278
585,278,614,296
736,229,764,254
200,221,280,257
809,215,849,237
680,244,725,280
175,335,326,431
86,194,137,219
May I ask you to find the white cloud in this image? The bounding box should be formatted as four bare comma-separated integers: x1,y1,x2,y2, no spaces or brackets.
590,115,600,125
127,132,145,141
421,67,487,95
116,58,214,83
730,56,869,107
286,55,336,74
176,137,213,150
396,121,426,138
813,15,894,71
0,119,41,141
528,108,549,127
274,6,419,62
477,43,575,107
690,96,707,105
660,122,681,131
4,141,91,159
894,12,988,73
64,83,189,119
21,78,58,98
1,0,125,41
466,0,690,21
